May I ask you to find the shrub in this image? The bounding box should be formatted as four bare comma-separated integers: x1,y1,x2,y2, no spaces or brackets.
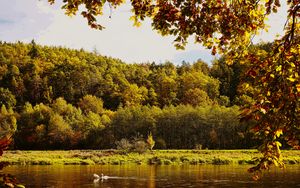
132,140,148,154
115,139,132,154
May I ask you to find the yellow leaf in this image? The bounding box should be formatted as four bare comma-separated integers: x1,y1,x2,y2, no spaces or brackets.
273,160,279,167
275,141,282,147
296,84,300,92
260,108,266,114
276,65,282,72
290,62,295,68
287,77,296,82
275,129,283,138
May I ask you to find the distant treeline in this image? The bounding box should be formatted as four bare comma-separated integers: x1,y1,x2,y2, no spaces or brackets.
0,41,261,150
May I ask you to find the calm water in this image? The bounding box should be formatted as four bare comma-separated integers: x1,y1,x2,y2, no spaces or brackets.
2,165,300,187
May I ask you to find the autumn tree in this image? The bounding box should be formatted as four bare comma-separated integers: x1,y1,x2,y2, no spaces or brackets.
78,95,104,114
150,63,178,107
28,40,40,59
0,105,17,140
182,88,212,107
0,105,19,187
47,0,300,176
0,88,16,108
147,131,155,150
122,84,148,107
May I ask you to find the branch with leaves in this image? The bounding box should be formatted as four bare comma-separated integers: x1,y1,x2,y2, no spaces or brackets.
242,1,299,179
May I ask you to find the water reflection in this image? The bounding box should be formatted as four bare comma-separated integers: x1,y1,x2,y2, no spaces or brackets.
2,165,300,187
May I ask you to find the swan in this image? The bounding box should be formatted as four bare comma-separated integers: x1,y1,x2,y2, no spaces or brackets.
93,173,109,180
101,173,109,180
93,173,100,179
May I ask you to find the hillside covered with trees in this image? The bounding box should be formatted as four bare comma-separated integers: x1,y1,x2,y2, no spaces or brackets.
0,41,266,150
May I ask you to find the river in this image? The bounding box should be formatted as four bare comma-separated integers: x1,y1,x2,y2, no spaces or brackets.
2,165,300,187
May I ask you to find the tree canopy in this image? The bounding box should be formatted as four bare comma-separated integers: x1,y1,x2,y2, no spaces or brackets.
0,41,257,151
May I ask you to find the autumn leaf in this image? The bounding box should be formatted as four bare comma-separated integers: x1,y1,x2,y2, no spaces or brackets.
296,84,300,92
274,129,283,138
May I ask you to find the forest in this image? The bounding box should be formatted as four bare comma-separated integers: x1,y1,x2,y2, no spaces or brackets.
0,41,274,150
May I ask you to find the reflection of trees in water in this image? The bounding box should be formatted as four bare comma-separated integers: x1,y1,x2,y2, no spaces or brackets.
147,165,156,188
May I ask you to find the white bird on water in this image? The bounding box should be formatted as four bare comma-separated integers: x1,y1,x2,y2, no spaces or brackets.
93,173,100,179
93,173,109,182
101,173,109,180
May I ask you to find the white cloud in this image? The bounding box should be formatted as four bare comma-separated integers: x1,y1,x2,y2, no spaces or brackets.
0,0,53,42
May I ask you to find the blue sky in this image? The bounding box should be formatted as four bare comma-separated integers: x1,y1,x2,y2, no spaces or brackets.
0,0,287,65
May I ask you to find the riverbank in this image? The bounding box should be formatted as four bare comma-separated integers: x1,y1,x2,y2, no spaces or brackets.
1,150,300,166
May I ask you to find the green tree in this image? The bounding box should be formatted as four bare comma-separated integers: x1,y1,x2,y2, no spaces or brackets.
210,58,239,103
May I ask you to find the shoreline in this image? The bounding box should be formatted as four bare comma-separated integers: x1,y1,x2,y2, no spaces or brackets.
1,150,300,166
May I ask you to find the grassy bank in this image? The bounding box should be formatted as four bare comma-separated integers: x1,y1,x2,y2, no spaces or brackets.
1,150,300,166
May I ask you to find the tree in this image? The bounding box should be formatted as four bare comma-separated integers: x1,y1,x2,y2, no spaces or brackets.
78,95,104,114
0,105,17,140
28,40,40,59
0,104,17,171
48,0,300,176
122,84,147,107
15,102,52,149
47,113,75,149
0,88,16,108
146,132,155,151
151,67,178,107
182,88,212,107
179,70,219,100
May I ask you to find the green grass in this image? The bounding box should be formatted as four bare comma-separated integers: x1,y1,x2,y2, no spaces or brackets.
1,150,300,166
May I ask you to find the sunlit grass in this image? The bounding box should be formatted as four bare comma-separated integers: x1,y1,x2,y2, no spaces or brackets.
1,150,299,166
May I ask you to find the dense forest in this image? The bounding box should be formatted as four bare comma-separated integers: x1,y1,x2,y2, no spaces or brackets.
0,41,265,150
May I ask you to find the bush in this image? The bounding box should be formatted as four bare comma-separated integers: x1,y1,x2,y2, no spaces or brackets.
132,140,148,154
212,157,231,165
115,139,132,154
115,136,149,154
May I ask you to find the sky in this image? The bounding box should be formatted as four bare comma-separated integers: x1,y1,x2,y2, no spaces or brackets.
0,0,288,65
